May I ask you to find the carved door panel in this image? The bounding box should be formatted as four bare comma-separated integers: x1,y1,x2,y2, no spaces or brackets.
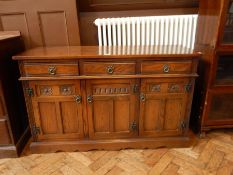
29,80,83,141
86,79,139,139
139,78,193,137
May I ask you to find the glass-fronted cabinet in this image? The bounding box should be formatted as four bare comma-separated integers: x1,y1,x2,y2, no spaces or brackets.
204,90,233,125
222,0,233,44
194,0,233,135
215,54,233,85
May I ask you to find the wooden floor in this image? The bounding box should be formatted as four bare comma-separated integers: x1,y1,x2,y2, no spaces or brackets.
0,129,233,175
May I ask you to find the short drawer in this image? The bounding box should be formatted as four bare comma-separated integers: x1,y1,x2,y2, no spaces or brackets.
141,61,192,74
81,62,136,75
23,63,79,76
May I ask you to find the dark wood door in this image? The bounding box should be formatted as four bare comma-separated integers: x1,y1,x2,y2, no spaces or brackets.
86,79,139,139
0,81,12,144
29,80,83,141
203,89,233,126
139,78,193,137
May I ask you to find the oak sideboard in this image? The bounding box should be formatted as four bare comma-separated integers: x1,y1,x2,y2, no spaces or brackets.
13,46,200,153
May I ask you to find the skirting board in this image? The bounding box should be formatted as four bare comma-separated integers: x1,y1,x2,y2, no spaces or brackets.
30,130,196,153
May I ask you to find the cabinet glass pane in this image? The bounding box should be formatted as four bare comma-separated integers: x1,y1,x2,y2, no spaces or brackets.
215,55,233,85
222,1,233,44
208,94,233,120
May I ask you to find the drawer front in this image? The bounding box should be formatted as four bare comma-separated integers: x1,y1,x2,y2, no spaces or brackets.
0,119,12,144
23,63,79,76
141,61,192,74
82,62,136,75
29,80,79,97
142,78,192,94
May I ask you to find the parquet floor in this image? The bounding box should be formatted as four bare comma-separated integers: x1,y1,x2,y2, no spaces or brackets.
1,129,233,175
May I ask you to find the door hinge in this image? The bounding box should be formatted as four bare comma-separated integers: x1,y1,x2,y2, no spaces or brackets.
130,121,137,131
31,124,40,136
26,88,34,97
133,84,139,93
184,83,192,93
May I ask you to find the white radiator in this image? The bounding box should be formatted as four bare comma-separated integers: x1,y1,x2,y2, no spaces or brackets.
94,15,198,49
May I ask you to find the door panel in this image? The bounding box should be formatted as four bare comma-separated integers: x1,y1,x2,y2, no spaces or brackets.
114,99,130,132
140,78,191,137
93,99,112,133
37,102,60,135
86,79,139,139
60,101,81,134
143,98,164,132
164,98,183,130
30,80,83,141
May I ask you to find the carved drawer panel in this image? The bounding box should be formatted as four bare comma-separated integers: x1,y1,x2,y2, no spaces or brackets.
81,62,136,75
92,84,131,95
143,78,192,94
141,61,192,74
33,83,76,97
23,62,79,77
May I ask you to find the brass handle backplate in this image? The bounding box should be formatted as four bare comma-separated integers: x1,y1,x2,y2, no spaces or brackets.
74,95,82,103
87,95,93,103
140,93,146,102
48,66,56,75
106,65,114,74
163,64,170,73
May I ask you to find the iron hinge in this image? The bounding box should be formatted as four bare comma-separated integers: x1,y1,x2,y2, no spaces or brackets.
184,83,192,93
130,121,137,131
26,88,34,97
31,124,40,136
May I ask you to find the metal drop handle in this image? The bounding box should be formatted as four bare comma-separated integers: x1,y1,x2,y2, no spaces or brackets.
163,64,170,73
74,95,82,103
140,93,146,102
87,95,93,103
48,66,56,75
106,65,114,74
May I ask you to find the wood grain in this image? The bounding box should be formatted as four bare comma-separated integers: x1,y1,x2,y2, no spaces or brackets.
1,129,233,175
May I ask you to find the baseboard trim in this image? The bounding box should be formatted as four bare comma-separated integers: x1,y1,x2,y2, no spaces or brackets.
30,130,196,153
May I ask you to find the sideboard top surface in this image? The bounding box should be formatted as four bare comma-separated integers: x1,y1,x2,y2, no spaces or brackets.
13,46,201,60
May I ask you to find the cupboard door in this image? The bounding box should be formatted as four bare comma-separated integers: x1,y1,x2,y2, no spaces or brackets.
86,79,139,139
29,80,83,141
139,78,192,137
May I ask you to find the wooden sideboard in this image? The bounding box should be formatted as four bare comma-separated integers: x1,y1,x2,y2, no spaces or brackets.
13,46,200,153
0,31,29,158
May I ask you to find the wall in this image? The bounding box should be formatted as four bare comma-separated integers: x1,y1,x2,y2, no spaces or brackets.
0,0,80,48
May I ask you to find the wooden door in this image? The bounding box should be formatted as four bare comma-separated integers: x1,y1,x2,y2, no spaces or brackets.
86,79,139,139
0,0,80,48
139,78,193,137
29,80,83,141
0,81,12,144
